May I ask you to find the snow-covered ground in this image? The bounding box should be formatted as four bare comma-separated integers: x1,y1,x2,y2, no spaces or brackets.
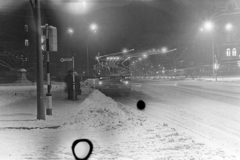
0,82,238,159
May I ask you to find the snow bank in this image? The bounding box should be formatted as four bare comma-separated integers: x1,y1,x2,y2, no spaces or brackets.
63,90,147,131
0,86,36,107
0,84,64,107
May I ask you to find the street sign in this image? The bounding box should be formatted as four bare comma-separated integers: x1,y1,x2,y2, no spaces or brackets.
60,58,72,62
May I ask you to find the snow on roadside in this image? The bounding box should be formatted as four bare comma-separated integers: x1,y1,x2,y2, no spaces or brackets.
0,85,37,106
0,85,236,159
0,84,66,108
61,90,235,160
62,90,148,132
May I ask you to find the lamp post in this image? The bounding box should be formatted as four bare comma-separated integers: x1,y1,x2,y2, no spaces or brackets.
201,21,215,79
86,23,97,79
67,28,74,69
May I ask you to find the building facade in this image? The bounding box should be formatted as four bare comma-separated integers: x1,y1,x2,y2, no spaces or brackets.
212,0,240,75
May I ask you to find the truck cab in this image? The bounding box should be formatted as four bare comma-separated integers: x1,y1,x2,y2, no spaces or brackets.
94,56,132,96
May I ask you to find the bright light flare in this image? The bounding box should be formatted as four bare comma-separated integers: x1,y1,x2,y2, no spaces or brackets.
161,47,167,53
82,0,87,8
68,28,74,34
225,23,233,31
124,81,129,85
203,21,213,31
65,0,89,15
90,23,97,32
123,49,128,53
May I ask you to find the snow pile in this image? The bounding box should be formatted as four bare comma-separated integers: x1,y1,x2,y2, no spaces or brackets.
63,90,147,131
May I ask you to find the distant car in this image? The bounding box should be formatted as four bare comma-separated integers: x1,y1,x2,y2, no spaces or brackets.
96,76,131,96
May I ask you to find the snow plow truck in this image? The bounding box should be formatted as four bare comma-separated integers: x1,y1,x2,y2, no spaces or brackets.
94,55,131,96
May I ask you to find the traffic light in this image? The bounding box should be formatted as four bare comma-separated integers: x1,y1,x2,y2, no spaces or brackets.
41,35,46,51
41,27,46,51
24,25,29,47
41,26,57,52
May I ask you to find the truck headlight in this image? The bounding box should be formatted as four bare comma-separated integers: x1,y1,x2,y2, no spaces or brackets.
124,81,129,85
99,81,103,85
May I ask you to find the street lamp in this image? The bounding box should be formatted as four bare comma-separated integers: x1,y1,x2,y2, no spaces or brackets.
122,48,128,53
87,23,97,79
68,28,74,34
225,23,233,31
203,21,214,31
67,28,74,69
161,47,167,53
201,21,215,79
90,23,97,32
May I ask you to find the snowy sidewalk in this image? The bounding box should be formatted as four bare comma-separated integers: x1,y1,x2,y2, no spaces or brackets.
0,83,93,128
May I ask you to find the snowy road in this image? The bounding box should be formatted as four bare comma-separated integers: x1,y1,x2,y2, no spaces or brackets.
115,79,240,157
1,80,240,159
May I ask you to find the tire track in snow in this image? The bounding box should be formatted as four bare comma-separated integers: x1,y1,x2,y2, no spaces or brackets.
145,103,240,157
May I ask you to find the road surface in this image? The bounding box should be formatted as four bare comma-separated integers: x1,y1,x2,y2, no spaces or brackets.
114,79,240,157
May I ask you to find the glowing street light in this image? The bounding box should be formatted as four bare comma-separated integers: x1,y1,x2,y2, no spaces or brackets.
68,28,74,34
203,21,214,31
82,0,87,8
201,21,215,79
90,23,97,32
123,49,128,53
161,47,167,53
143,54,147,58
87,23,98,78
225,23,233,31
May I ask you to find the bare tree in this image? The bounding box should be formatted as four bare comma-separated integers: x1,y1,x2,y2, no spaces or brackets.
0,14,29,71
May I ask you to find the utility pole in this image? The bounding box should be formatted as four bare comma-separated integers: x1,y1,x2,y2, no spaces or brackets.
30,0,45,120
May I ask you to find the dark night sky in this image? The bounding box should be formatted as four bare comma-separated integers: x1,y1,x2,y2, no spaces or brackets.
0,0,223,73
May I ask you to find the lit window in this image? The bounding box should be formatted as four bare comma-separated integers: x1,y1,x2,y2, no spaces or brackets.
226,48,231,56
232,48,237,56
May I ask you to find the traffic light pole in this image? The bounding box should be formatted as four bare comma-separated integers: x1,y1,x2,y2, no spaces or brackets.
45,24,52,115
35,0,45,120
